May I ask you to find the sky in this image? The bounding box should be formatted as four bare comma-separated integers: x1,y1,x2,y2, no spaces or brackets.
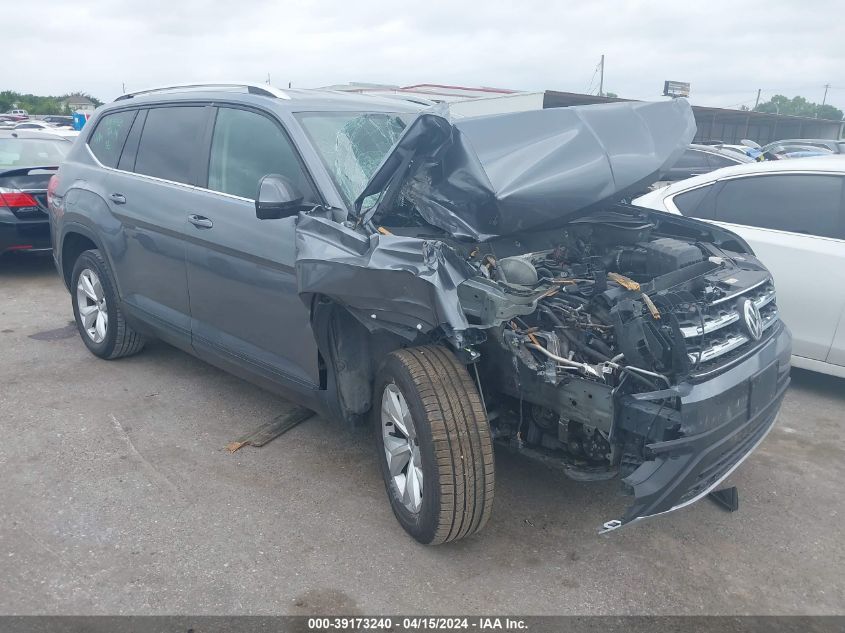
6,0,844,111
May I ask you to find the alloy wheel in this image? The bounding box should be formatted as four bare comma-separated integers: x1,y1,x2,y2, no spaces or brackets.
381,383,423,513
76,268,108,344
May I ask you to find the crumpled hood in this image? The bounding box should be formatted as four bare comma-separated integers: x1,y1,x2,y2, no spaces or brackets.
355,99,696,242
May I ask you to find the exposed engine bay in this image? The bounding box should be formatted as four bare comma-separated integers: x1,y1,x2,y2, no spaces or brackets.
443,205,778,489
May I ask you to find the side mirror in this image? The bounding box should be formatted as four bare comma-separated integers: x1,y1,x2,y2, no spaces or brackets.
255,174,304,220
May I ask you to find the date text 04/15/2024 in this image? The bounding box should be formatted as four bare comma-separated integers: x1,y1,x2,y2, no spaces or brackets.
306,617,528,631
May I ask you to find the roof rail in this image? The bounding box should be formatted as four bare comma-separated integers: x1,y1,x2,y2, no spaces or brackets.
114,83,290,101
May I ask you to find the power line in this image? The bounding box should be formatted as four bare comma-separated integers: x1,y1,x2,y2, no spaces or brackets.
721,95,761,109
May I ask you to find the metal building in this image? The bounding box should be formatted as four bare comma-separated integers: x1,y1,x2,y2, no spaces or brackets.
447,89,844,144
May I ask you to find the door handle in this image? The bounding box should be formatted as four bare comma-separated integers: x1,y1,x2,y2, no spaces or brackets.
188,214,213,229
110,193,126,204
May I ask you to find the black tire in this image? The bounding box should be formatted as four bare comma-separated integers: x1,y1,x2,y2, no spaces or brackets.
70,249,145,359
373,345,495,544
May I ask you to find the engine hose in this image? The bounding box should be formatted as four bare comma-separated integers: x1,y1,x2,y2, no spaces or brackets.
539,306,660,389
525,344,601,378
540,307,611,362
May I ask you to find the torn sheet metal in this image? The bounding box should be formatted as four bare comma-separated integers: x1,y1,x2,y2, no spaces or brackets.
356,99,696,242
295,213,476,339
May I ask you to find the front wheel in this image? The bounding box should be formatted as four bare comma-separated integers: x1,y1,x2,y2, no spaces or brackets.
373,346,495,544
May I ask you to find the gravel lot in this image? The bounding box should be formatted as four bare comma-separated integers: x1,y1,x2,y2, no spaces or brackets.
1,253,843,615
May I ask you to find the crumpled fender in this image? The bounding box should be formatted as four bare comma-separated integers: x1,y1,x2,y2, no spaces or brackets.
295,213,476,341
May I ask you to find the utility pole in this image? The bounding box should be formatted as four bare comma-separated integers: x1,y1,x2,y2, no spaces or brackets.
754,88,761,109
122,82,126,94
598,54,605,97
822,83,831,105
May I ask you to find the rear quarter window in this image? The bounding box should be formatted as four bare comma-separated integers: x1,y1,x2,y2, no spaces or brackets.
88,110,137,168
671,184,713,218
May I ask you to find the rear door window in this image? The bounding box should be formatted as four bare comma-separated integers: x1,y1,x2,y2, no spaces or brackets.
88,110,137,168
134,106,208,185
206,107,316,201
714,174,844,238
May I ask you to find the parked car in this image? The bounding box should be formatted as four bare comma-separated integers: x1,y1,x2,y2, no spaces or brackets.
763,138,845,156
634,156,845,377
42,115,75,128
12,121,54,130
737,138,843,161
11,120,78,138
654,143,753,188
12,121,79,138
0,131,72,254
5,109,29,119
764,143,833,159
49,85,790,543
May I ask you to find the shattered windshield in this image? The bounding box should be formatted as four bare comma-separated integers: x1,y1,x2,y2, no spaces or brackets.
296,111,415,208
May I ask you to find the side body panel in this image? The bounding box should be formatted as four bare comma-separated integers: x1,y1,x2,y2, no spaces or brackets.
103,167,194,345
183,104,324,389
185,188,321,388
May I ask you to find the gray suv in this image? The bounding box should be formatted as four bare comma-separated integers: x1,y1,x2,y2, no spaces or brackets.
49,84,791,544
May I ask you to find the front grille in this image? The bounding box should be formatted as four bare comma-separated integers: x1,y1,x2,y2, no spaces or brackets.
677,278,780,370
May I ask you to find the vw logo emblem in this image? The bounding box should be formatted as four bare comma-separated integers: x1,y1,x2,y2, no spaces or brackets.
740,298,763,341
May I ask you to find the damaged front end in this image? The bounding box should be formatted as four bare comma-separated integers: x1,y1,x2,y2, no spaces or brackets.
294,99,790,531
455,211,790,531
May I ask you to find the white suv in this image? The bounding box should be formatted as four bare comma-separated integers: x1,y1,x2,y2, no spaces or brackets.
635,155,845,377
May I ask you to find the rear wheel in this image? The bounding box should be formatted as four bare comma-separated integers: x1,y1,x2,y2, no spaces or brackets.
71,249,145,359
373,346,495,544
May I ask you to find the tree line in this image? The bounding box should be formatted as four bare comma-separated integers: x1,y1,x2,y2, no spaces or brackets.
743,94,843,121
0,91,103,115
